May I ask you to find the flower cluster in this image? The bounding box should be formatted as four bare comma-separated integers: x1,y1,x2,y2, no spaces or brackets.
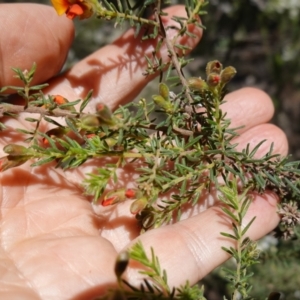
187,60,237,92
102,188,148,215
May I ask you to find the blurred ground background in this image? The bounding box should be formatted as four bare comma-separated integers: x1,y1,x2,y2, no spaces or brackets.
3,0,300,299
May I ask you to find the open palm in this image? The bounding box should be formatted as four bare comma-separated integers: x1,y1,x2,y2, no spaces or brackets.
0,3,288,299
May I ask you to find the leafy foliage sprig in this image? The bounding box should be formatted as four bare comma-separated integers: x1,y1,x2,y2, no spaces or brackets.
1,0,300,299
101,241,207,300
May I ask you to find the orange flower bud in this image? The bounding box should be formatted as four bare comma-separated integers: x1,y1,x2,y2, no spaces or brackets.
42,138,49,147
51,95,76,112
53,95,67,105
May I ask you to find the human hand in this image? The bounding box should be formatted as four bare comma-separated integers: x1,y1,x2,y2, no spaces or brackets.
0,3,288,299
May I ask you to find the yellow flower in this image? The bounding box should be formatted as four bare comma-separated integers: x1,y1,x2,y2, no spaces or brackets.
51,0,94,20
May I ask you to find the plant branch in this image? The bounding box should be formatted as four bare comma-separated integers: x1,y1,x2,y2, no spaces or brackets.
0,103,78,118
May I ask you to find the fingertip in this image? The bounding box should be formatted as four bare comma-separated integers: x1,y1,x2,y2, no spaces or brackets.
245,192,280,241
224,87,275,131
0,3,74,88
234,123,289,157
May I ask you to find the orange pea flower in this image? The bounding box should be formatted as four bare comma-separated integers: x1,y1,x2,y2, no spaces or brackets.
51,0,95,20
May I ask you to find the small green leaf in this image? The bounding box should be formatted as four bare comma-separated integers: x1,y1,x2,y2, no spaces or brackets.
249,140,266,158
221,207,239,222
31,157,56,167
220,232,238,240
59,99,81,109
28,84,49,90
79,90,93,113
221,246,234,256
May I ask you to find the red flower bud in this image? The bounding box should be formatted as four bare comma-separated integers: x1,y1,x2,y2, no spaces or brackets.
207,73,221,87
125,189,136,199
102,196,119,207
102,188,127,206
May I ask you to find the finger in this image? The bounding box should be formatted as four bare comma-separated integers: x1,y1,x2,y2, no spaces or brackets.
128,191,279,288
234,123,289,157
46,5,203,111
222,87,275,133
0,4,74,88
221,87,288,156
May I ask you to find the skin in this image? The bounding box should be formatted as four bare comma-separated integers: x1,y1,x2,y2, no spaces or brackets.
0,3,289,300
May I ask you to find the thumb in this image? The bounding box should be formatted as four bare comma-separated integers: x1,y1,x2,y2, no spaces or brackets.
0,3,74,88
